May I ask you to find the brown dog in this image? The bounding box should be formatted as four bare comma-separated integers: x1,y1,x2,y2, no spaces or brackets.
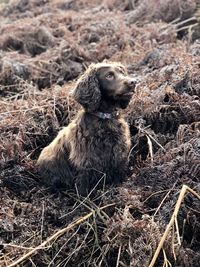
37,62,136,195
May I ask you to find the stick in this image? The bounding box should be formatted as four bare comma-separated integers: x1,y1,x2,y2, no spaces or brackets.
116,244,122,267
8,203,115,267
176,23,198,32
148,185,200,267
146,135,154,165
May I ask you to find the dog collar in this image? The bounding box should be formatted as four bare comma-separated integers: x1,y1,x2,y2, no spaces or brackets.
90,111,120,120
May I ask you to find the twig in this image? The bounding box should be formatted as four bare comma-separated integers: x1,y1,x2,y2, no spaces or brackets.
40,202,45,243
48,225,80,267
62,225,92,266
171,223,176,261
116,244,122,267
176,23,198,32
153,181,178,217
144,189,177,204
148,185,200,267
60,174,107,219
174,217,181,246
162,249,172,267
174,16,197,27
0,105,49,116
146,135,154,165
7,203,115,267
144,130,166,152
3,244,41,250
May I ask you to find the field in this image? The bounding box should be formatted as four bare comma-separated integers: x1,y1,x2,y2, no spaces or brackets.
0,0,200,266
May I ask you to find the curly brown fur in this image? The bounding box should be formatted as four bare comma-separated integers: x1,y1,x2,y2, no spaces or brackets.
37,62,136,195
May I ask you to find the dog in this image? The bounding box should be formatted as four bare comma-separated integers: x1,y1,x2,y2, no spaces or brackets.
37,62,136,195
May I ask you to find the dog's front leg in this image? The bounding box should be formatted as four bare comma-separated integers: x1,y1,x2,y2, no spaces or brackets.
75,169,104,197
75,173,90,196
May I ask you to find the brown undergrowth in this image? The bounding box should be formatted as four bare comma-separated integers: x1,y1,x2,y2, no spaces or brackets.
0,0,200,266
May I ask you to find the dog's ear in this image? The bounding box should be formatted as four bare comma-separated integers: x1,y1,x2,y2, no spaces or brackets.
72,65,101,112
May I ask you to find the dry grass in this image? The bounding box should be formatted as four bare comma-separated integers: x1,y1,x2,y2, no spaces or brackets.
0,0,200,266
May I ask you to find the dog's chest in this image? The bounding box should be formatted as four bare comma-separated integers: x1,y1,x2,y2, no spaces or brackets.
68,118,131,168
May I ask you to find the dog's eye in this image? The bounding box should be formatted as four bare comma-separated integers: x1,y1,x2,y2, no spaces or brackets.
106,72,114,80
118,67,126,74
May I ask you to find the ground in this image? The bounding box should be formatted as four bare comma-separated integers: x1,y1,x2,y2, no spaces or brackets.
0,0,200,266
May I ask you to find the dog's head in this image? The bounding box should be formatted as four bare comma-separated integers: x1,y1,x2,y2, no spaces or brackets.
72,62,136,112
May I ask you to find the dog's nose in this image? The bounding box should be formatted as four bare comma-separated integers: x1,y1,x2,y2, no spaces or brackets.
125,78,136,90
129,79,136,86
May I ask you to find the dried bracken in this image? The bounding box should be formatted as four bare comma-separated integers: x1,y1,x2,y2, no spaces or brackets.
0,0,200,266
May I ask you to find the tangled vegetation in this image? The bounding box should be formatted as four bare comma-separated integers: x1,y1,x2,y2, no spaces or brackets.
0,0,200,266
